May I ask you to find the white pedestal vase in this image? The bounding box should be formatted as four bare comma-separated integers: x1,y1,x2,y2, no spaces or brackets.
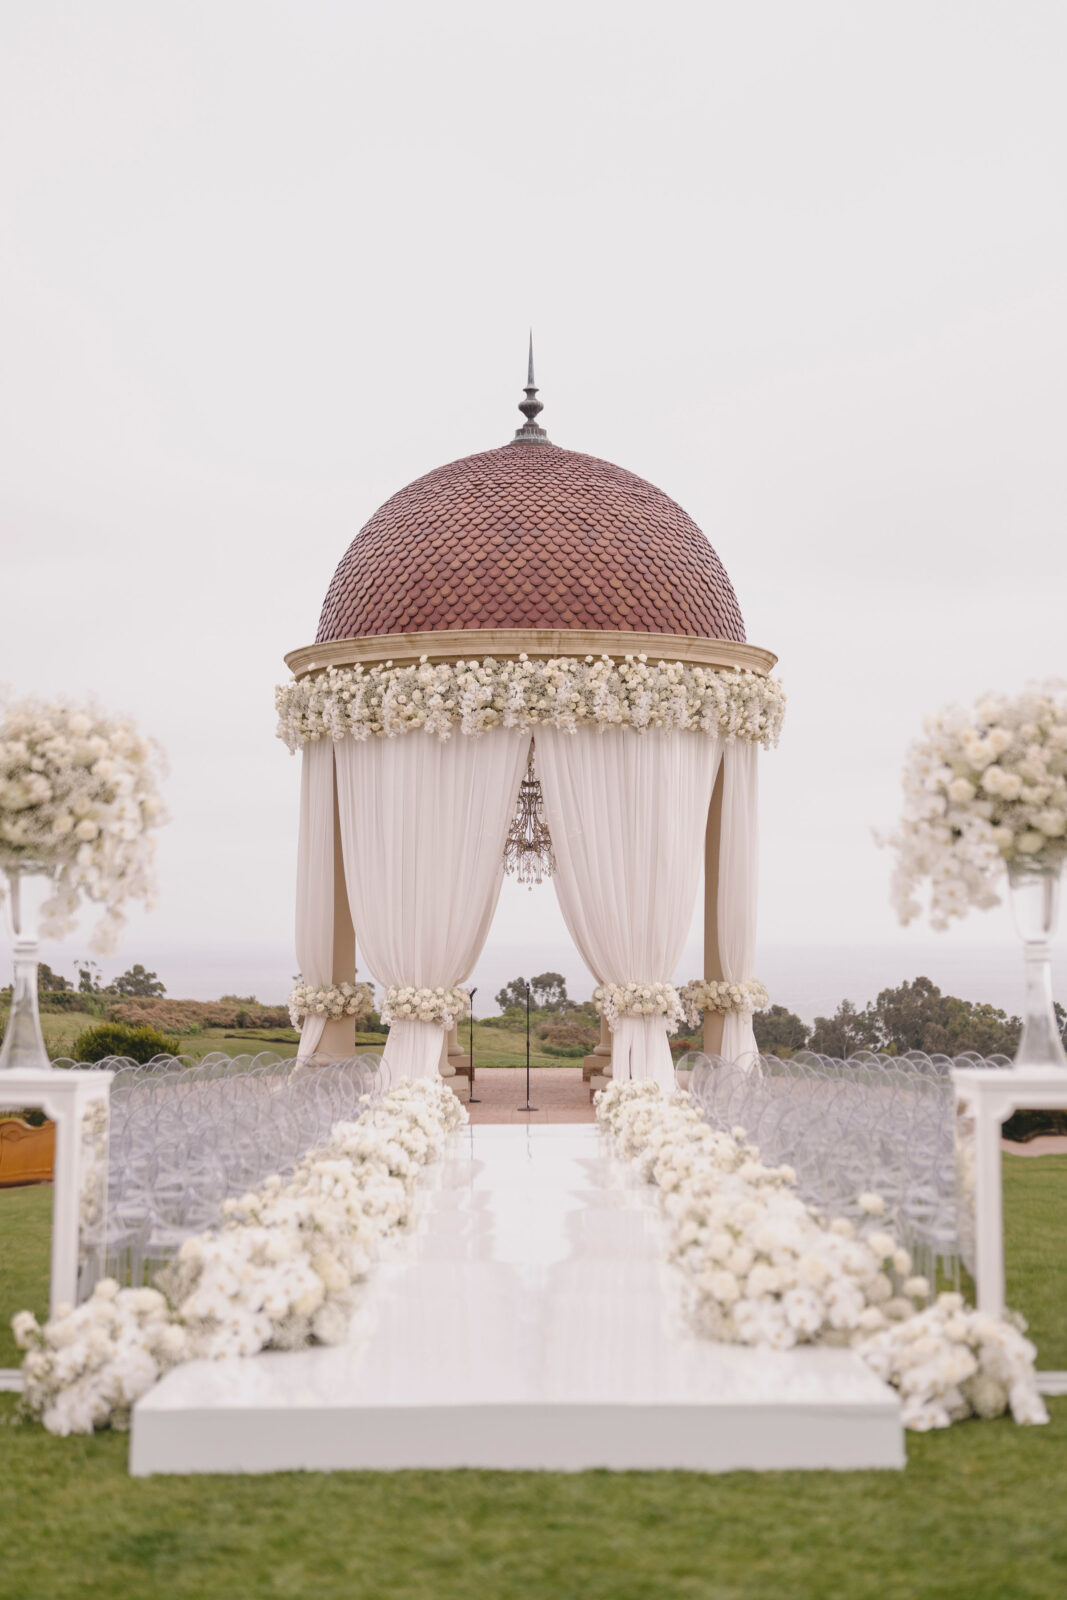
1007,860,1067,1070
0,866,56,1075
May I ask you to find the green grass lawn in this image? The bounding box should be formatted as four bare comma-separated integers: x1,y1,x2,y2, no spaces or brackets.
24,1010,585,1068
469,1020,589,1069
2,1157,1066,1599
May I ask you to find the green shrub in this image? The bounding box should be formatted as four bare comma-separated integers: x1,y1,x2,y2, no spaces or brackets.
71,1021,180,1064
38,990,100,1015
539,1020,598,1057
1002,1108,1067,1142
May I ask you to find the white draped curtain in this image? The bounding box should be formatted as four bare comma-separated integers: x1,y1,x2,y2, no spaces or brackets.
294,739,337,1058
717,740,760,1063
536,727,721,1090
334,731,529,1080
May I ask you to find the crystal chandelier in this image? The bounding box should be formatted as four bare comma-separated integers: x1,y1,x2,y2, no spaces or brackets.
503,741,555,887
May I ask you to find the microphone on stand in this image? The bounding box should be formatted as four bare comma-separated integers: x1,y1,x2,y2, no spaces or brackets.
518,981,538,1112
468,987,480,1104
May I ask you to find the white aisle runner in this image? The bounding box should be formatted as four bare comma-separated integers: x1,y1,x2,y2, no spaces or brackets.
131,1124,903,1474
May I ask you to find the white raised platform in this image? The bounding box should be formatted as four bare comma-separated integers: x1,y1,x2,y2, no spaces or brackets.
131,1124,903,1474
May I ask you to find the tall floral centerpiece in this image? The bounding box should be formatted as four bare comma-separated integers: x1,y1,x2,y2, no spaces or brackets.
886,682,1067,1069
0,696,167,1072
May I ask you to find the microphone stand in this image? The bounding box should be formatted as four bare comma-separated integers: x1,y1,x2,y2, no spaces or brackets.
467,987,480,1104
518,980,538,1112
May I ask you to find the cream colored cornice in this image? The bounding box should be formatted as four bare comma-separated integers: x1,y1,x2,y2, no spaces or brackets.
284,629,778,680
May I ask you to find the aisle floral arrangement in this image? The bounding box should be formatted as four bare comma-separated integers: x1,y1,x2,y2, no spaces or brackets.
12,1078,466,1435
287,980,375,1029
276,654,786,751
596,1080,1047,1432
885,680,1067,928
0,694,167,949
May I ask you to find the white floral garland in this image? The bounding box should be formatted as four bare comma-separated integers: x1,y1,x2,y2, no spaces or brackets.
13,1078,467,1435
0,695,167,951
885,680,1067,929
276,654,786,752
594,981,686,1034
595,1080,1048,1432
680,978,769,1028
287,981,375,1029
381,984,471,1029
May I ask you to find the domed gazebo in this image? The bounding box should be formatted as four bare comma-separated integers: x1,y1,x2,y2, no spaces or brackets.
277,349,782,1085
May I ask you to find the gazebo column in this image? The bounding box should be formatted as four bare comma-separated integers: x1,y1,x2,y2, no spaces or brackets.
583,1014,612,1082
702,763,726,1057
318,773,358,1060
439,1023,470,1080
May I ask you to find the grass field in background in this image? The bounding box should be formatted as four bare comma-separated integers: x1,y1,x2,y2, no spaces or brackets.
2,1155,1066,1598
6,1011,589,1069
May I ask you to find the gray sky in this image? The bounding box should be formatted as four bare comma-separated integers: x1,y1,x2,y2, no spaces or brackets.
1,2,1065,1016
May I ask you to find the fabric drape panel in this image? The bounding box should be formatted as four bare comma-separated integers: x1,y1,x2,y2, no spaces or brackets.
334,730,529,1080
294,740,337,1057
717,740,760,1062
536,727,721,1090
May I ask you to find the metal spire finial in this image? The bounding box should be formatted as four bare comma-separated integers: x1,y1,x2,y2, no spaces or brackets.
513,332,550,445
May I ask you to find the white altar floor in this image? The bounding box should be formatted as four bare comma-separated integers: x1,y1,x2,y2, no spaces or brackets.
130,1123,903,1475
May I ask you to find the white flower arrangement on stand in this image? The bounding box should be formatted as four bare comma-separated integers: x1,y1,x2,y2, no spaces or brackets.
594,981,687,1034
0,694,167,951
680,978,769,1029
595,1080,1048,1432
884,680,1067,1070
0,694,167,1075
12,1078,466,1434
884,680,1067,929
381,985,471,1029
287,981,375,1029
276,654,786,752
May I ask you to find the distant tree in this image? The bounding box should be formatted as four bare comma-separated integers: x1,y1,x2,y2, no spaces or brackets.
530,971,568,1010
113,965,166,998
220,993,258,1005
36,963,70,992
76,960,105,995
866,977,1021,1057
804,977,1054,1060
495,976,529,1012
753,1004,809,1057
808,999,881,1058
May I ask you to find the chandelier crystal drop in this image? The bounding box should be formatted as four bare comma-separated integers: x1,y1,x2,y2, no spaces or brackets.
503,742,555,888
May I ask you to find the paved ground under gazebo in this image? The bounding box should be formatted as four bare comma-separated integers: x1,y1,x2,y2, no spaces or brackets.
454,1066,595,1124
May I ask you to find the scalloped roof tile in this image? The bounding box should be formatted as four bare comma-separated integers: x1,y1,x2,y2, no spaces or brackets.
316,442,745,644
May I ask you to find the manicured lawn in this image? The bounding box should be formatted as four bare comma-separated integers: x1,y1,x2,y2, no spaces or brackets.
2,1157,1066,1599
0,1184,51,1368
0,1399,1064,1600
1004,1152,1067,1368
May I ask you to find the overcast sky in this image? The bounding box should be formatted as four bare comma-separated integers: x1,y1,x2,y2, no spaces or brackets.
1,2,1065,1017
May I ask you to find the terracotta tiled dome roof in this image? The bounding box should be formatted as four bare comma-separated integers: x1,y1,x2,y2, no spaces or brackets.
316,441,746,644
